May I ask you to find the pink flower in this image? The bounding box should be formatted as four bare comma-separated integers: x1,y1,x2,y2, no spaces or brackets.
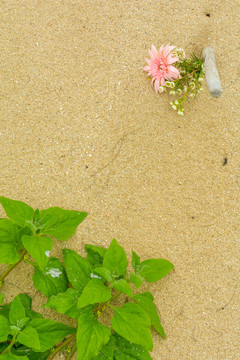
143,45,181,93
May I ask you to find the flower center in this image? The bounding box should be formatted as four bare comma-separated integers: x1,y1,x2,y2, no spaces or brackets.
159,56,167,72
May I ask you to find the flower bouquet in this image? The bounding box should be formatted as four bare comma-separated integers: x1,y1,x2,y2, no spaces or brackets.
144,45,205,115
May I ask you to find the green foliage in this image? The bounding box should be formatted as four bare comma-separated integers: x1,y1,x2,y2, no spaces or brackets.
0,294,75,360
112,302,153,351
21,235,53,270
0,198,174,360
103,238,128,277
62,249,92,291
32,257,68,298
77,309,111,360
29,318,76,352
0,220,23,264
138,259,174,282
113,333,152,360
0,197,87,266
44,288,81,319
133,292,166,338
38,207,87,241
77,279,111,309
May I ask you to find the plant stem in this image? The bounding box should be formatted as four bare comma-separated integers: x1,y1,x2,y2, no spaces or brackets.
66,343,77,360
94,291,122,314
46,333,76,360
0,250,27,285
0,333,17,355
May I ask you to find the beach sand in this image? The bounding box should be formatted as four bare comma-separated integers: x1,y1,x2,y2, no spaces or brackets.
0,1,240,359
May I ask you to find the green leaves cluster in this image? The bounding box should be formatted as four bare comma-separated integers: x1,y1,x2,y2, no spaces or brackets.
0,197,174,360
0,197,87,270
0,293,76,360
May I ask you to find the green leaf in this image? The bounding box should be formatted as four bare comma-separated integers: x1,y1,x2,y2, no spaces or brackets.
0,220,22,264
0,315,10,341
133,292,166,338
28,350,51,360
77,309,111,360
62,249,92,291
85,244,106,267
0,197,34,227
22,235,53,270
16,317,30,329
129,272,143,288
93,267,113,282
77,279,111,309
17,294,42,320
93,335,115,360
138,259,174,282
29,318,76,352
0,353,28,360
111,279,133,297
32,257,68,297
0,343,8,353
103,239,128,277
112,303,153,351
0,293,3,304
113,333,152,360
17,326,41,349
39,207,87,241
0,301,11,319
131,251,141,271
44,288,81,318
9,295,26,324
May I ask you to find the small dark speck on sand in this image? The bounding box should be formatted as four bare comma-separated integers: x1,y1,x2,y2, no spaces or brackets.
223,158,228,166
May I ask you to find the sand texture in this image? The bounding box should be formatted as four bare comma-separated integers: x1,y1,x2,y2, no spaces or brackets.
0,1,240,359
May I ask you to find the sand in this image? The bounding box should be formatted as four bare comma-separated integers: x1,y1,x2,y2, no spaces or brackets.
0,1,240,359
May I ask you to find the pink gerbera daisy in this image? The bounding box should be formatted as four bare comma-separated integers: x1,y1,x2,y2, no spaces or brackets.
143,45,181,93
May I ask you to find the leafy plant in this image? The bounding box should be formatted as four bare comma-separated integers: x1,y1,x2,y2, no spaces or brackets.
0,197,174,360
42,238,174,359
0,293,76,360
0,197,87,285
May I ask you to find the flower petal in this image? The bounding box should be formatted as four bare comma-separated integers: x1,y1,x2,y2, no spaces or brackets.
163,45,175,58
143,65,151,72
154,79,160,93
167,56,179,65
151,45,158,57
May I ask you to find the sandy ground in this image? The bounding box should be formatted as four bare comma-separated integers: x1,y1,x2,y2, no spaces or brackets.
1,1,240,359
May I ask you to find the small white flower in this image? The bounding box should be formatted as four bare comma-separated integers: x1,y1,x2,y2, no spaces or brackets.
184,85,187,92
169,90,175,95
172,105,177,110
159,86,164,92
177,89,182,94
170,101,173,105
174,100,179,105
170,82,175,88
189,93,195,97
190,82,195,89
165,81,171,87
198,77,204,82
198,87,203,92
178,110,184,116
